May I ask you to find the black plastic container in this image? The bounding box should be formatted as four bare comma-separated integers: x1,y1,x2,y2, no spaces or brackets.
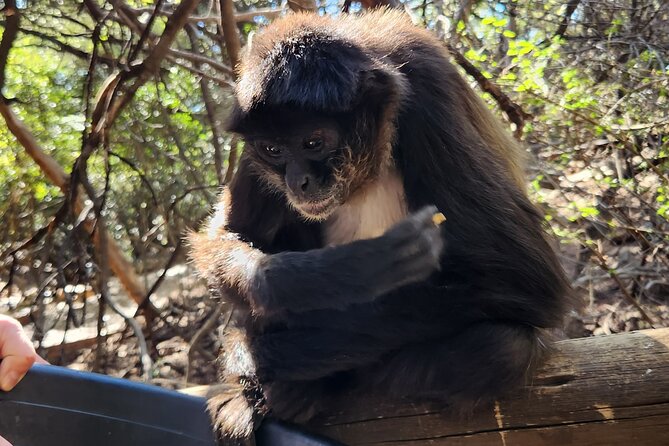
0,364,216,445
0,365,344,446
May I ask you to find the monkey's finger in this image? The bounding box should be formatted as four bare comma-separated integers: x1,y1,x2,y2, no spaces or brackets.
411,206,445,231
414,205,439,221
0,434,13,446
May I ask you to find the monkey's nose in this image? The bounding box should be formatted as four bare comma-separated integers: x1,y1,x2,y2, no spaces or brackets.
286,172,318,200
300,175,310,192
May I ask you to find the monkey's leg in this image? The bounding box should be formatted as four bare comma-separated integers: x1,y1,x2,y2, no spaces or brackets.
210,330,354,438
372,322,544,407
249,290,487,384
253,328,393,382
255,324,543,422
264,378,345,423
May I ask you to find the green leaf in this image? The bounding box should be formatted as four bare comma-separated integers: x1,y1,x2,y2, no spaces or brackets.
34,182,48,200
579,206,600,218
492,18,508,28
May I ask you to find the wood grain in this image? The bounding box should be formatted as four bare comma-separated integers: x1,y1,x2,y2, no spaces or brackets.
309,328,669,446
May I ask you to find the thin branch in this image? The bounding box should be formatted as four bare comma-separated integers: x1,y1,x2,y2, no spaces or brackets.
130,6,284,23
0,102,149,306
554,0,581,41
589,247,656,328
167,47,233,75
186,25,225,184
218,0,242,71
96,219,154,380
134,239,184,317
287,0,319,12
129,0,165,63
169,57,234,88
450,0,476,39
447,43,530,138
223,137,239,184
108,150,160,207
0,0,19,94
186,302,231,382
108,0,204,122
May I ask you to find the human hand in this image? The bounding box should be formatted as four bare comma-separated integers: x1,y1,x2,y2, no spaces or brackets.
0,314,47,392
0,314,47,446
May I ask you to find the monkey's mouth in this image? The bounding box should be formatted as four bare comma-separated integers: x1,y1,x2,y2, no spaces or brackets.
293,196,338,219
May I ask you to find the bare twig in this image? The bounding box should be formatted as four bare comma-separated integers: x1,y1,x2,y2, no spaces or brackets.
134,240,184,318
0,24,117,67
167,48,233,75
129,6,283,23
589,248,656,328
450,0,477,39
0,102,149,306
223,137,239,183
0,0,19,94
108,151,160,207
92,153,153,379
186,302,232,381
553,0,581,41
218,0,242,70
447,43,531,138
129,0,165,63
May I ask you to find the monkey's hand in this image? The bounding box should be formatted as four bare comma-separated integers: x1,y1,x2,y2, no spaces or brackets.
368,205,446,296
246,206,445,318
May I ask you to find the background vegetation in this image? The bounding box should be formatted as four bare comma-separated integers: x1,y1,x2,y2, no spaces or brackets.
0,0,667,383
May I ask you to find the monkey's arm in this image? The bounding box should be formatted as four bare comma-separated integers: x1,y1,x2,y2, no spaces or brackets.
252,281,560,382
190,204,444,319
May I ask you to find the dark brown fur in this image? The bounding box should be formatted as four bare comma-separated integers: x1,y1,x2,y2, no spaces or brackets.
189,9,570,441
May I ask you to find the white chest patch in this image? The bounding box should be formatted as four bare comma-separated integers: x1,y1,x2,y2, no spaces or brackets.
325,168,408,246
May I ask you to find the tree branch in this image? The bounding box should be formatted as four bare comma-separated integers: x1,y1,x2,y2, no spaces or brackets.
0,0,20,94
447,43,530,138
108,0,203,122
6,25,116,67
218,0,241,71
554,0,581,41
186,25,226,184
0,102,150,308
129,6,284,24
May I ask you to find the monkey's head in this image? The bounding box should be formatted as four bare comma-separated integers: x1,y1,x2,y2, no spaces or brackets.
227,15,406,221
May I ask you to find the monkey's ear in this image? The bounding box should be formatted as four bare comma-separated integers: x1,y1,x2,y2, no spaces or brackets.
355,67,402,108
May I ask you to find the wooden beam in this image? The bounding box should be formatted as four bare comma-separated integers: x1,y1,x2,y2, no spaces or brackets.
309,328,669,446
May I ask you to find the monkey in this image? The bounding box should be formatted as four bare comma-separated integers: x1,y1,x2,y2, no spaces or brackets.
188,8,571,441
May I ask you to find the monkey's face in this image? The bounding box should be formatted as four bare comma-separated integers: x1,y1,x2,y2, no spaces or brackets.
243,114,355,221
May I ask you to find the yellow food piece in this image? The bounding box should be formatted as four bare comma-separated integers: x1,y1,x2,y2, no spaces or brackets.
432,212,447,225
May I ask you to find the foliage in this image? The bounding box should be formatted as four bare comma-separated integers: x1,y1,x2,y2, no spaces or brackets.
407,0,669,331
0,0,668,367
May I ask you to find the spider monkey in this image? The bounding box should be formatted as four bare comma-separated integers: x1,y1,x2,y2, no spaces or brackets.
189,8,570,441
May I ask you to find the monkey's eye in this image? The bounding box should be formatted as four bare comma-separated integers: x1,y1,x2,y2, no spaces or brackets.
261,144,282,157
304,138,323,151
